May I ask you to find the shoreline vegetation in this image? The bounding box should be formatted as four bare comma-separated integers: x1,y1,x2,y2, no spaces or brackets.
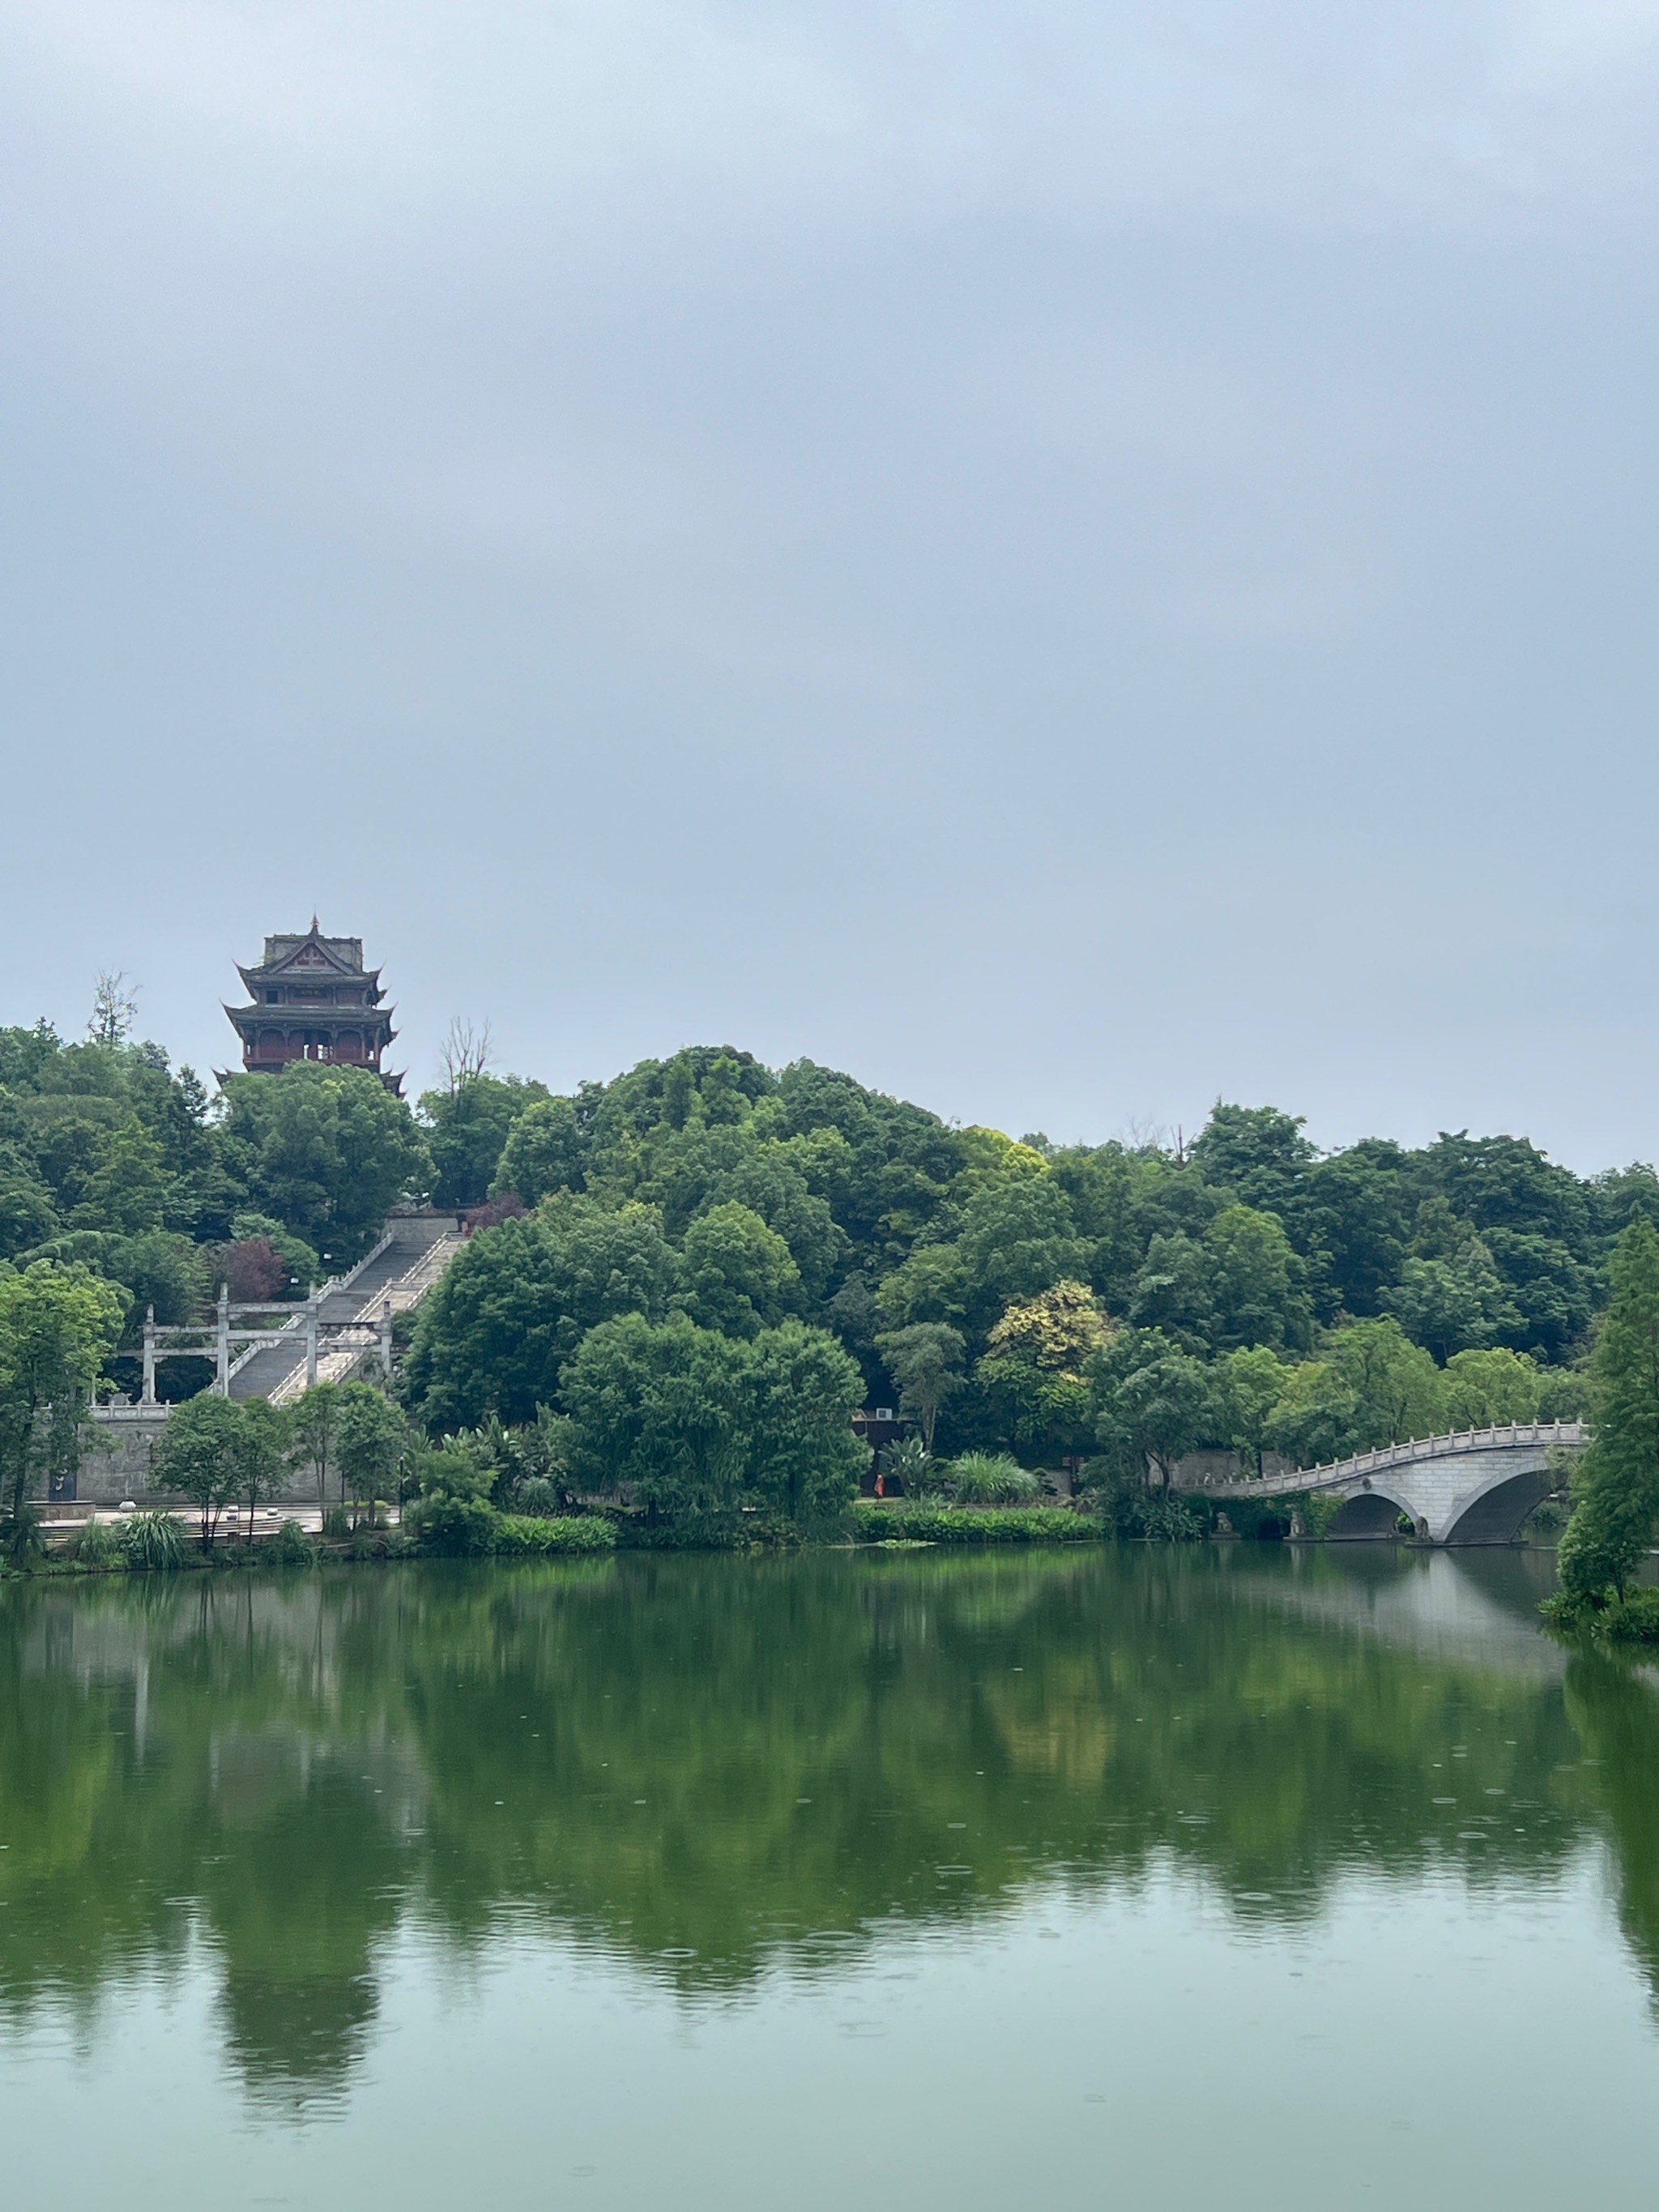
2,1016,1657,1631
0,1480,1455,1579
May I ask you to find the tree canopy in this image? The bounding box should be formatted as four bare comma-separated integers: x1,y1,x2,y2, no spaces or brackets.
562,1312,863,1536
1555,1219,1659,1612
0,1261,125,1547
404,1196,677,1428
0,1006,1639,1489
217,1063,429,1264
420,1073,548,1210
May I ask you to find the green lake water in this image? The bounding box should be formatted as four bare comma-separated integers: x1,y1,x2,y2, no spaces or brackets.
2,1544,1658,2209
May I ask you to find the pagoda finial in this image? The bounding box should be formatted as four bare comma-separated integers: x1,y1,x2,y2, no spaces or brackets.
310,912,320,934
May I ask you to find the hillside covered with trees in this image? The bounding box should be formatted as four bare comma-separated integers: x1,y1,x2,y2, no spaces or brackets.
3,1008,1656,1506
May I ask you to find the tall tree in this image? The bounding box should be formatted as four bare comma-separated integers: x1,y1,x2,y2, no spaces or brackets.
288,1381,343,1510
1089,1328,1218,1487
437,1016,493,1091
420,1070,548,1210
875,1322,967,1452
1188,1102,1316,1222
1214,1344,1290,1478
0,1262,124,1556
71,1120,170,1237
745,1322,866,1527
490,1096,584,1206
153,1393,245,1549
1301,1140,1409,1318
1265,1321,1444,1469
234,1397,290,1541
217,1063,430,1265
1441,1347,1542,1429
335,1384,408,1523
0,1170,59,1262
86,971,138,1049
1201,1204,1312,1354
1128,1231,1217,1348
406,1195,677,1429
1556,1218,1659,1610
563,1313,757,1535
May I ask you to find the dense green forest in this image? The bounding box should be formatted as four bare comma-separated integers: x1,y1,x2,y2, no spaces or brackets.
3,1010,1655,1492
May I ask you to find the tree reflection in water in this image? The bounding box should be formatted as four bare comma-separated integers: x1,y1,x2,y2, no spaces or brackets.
0,1545,1653,2103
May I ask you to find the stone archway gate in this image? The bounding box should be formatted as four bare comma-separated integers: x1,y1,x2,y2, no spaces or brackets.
1209,1422,1587,1545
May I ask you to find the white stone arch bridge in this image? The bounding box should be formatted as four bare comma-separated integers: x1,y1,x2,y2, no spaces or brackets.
1207,1422,1587,1546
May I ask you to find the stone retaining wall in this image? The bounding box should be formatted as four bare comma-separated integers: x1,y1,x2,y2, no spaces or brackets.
79,1407,315,1506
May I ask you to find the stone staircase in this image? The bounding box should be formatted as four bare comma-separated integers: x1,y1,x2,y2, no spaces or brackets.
228,1210,464,1403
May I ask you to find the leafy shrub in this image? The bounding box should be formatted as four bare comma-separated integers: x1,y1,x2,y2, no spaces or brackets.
848,1502,1097,1544
400,1433,500,1557
493,1514,618,1556
320,1505,352,1540
1601,1589,1659,1642
121,1511,185,1572
1300,1491,1346,1539
270,1519,316,1566
518,1477,562,1518
1077,1458,1209,1540
1546,1585,1659,1642
403,1440,502,1556
406,1494,501,1555
945,1452,1043,1505
1077,1454,1145,1535
466,1407,577,1513
74,1516,121,1569
1138,1492,1202,1542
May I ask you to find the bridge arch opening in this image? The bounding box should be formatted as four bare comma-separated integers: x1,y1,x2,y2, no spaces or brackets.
1325,1489,1414,1542
1443,1466,1557,1548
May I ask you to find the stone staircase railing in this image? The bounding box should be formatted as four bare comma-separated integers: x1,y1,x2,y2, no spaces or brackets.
223,1230,396,1387
266,1232,463,1405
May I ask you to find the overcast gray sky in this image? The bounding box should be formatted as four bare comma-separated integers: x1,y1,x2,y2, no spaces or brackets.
3,2,1657,1165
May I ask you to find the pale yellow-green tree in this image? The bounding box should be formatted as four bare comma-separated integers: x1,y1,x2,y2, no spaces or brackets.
977,1280,1112,1458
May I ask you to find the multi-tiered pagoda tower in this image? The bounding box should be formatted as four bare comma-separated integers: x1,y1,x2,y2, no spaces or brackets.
222,922,402,1093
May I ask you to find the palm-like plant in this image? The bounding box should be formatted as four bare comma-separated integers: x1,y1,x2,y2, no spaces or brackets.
0,1501,46,1568
120,1510,185,1572
879,1434,938,1497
